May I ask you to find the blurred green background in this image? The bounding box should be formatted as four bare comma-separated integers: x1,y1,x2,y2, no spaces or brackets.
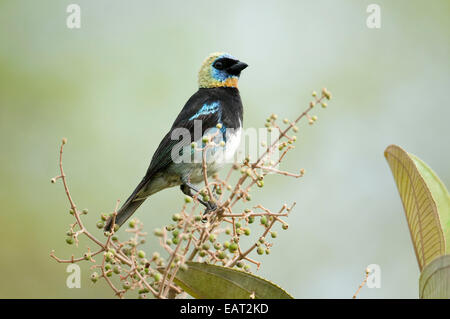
0,0,448,298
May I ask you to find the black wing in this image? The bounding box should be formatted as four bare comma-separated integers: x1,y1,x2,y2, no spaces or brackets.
142,89,223,182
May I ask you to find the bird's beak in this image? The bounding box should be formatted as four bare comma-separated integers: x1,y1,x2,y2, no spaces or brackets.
227,61,248,76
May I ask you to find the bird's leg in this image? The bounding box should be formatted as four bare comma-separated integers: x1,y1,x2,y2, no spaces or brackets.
180,182,217,215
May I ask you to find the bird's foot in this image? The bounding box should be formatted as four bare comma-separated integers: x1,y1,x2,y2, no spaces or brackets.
201,201,217,223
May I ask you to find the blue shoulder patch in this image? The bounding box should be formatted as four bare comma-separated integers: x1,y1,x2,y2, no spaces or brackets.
189,102,221,121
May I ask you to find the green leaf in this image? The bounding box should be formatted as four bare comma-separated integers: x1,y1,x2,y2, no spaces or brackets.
419,255,450,298
171,262,293,299
410,154,450,253
384,145,450,271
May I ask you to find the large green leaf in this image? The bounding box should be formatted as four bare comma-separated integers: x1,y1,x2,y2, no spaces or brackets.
384,145,450,271
410,154,450,252
171,262,293,299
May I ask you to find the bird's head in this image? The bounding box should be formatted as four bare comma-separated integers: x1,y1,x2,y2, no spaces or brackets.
198,52,248,89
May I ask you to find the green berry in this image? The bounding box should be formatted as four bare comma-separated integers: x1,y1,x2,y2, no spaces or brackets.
257,247,264,255
90,272,99,283
154,228,163,237
138,250,145,258
229,243,238,253
122,281,131,290
105,252,114,262
172,213,182,221
96,221,104,229
260,216,268,225
180,263,189,271
271,231,278,238
244,228,251,236
153,273,161,282
151,252,160,260
128,219,136,228
66,237,74,245
217,251,227,259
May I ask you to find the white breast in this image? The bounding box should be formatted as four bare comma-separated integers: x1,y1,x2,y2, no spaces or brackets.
223,127,241,163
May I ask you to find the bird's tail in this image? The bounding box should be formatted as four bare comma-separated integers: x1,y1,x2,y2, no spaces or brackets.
105,179,148,231
105,198,146,231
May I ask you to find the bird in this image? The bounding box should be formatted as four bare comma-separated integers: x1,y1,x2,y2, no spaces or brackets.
105,52,248,231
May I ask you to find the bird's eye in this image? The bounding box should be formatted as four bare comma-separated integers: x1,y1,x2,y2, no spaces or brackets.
214,61,224,70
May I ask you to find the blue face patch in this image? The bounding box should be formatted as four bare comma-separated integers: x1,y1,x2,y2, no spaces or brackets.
210,53,239,82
